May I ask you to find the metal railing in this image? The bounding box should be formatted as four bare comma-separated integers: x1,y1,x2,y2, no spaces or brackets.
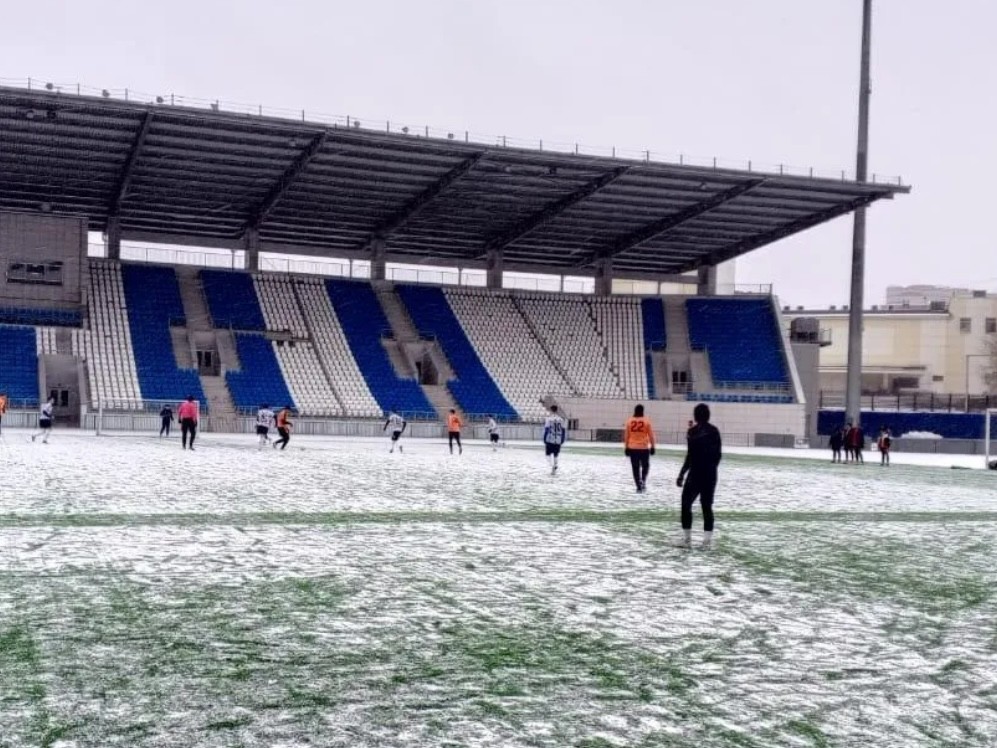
260,255,353,278
0,397,41,410
0,306,83,327
385,267,464,287
89,241,239,269
819,391,996,414
1,77,905,186
711,380,792,392
715,283,774,296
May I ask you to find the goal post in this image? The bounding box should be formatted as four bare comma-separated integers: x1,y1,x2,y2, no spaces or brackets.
986,409,997,471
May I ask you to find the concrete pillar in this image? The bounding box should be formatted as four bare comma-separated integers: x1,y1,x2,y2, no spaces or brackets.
485,248,504,289
244,228,261,271
106,216,122,260
369,238,387,281
594,257,613,297
697,264,718,296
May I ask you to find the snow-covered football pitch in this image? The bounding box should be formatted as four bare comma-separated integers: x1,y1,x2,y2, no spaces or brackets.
1,429,995,748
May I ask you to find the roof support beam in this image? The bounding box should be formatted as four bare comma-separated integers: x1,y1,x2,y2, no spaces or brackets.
594,256,613,297
693,191,884,270
575,179,765,268
356,152,484,250
247,130,327,232
108,111,154,218
479,166,630,256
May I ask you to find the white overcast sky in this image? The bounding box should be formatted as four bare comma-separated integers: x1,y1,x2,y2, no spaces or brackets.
2,0,994,307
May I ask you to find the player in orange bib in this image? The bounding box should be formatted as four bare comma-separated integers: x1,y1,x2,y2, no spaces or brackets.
273,405,294,450
446,409,462,455
624,403,656,493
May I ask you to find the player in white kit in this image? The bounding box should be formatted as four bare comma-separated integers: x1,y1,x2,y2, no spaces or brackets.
384,411,407,453
487,416,501,451
543,405,567,474
255,404,275,449
31,396,56,444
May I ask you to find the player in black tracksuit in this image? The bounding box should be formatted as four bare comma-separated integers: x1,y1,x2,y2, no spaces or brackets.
675,403,722,549
159,405,174,438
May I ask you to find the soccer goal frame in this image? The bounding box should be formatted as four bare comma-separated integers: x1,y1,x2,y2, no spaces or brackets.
986,409,997,470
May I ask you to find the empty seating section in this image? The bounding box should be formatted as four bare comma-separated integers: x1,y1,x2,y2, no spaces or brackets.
121,264,205,406
396,285,517,421
226,333,296,412
36,327,58,355
0,306,81,327
36,326,85,357
688,392,793,404
444,288,571,422
0,325,39,404
591,297,646,399
272,340,340,416
254,275,339,416
296,279,381,418
516,294,623,399
686,298,789,389
84,262,141,408
325,280,432,418
201,270,267,331
640,298,666,400
21,262,795,421
254,275,308,337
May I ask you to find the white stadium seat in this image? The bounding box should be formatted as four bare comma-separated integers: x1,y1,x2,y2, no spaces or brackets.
289,277,382,419
443,287,574,422
84,261,142,409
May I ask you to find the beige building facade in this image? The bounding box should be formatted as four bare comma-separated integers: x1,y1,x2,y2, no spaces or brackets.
786,292,997,396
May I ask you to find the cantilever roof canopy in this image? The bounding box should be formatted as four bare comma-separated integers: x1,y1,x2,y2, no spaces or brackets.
0,86,908,278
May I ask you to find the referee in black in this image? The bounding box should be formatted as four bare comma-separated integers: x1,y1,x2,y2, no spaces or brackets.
675,403,722,549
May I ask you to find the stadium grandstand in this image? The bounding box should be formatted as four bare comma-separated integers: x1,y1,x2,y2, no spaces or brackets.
0,83,908,440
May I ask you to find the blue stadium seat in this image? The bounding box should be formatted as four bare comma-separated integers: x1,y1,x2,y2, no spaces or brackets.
324,280,433,419
225,333,296,412
396,285,517,421
0,325,39,405
640,298,666,399
121,264,206,407
201,270,267,331
686,298,789,388
0,306,82,327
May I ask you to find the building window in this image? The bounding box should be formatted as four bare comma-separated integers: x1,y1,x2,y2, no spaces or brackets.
987,317,997,334
932,375,944,382
959,317,972,333
6,260,64,286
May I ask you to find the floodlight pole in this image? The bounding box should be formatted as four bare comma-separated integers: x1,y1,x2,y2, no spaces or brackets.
845,0,873,428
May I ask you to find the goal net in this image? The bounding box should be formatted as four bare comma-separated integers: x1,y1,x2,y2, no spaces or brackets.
987,409,997,470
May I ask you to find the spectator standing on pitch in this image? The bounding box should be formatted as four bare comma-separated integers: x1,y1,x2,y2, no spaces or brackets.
273,405,294,450
384,409,407,453
487,415,501,451
543,405,567,475
256,403,275,449
877,426,892,466
447,409,463,455
159,404,174,438
847,423,865,464
829,425,844,463
843,423,855,463
178,395,199,451
31,395,57,444
675,403,722,549
624,404,656,493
